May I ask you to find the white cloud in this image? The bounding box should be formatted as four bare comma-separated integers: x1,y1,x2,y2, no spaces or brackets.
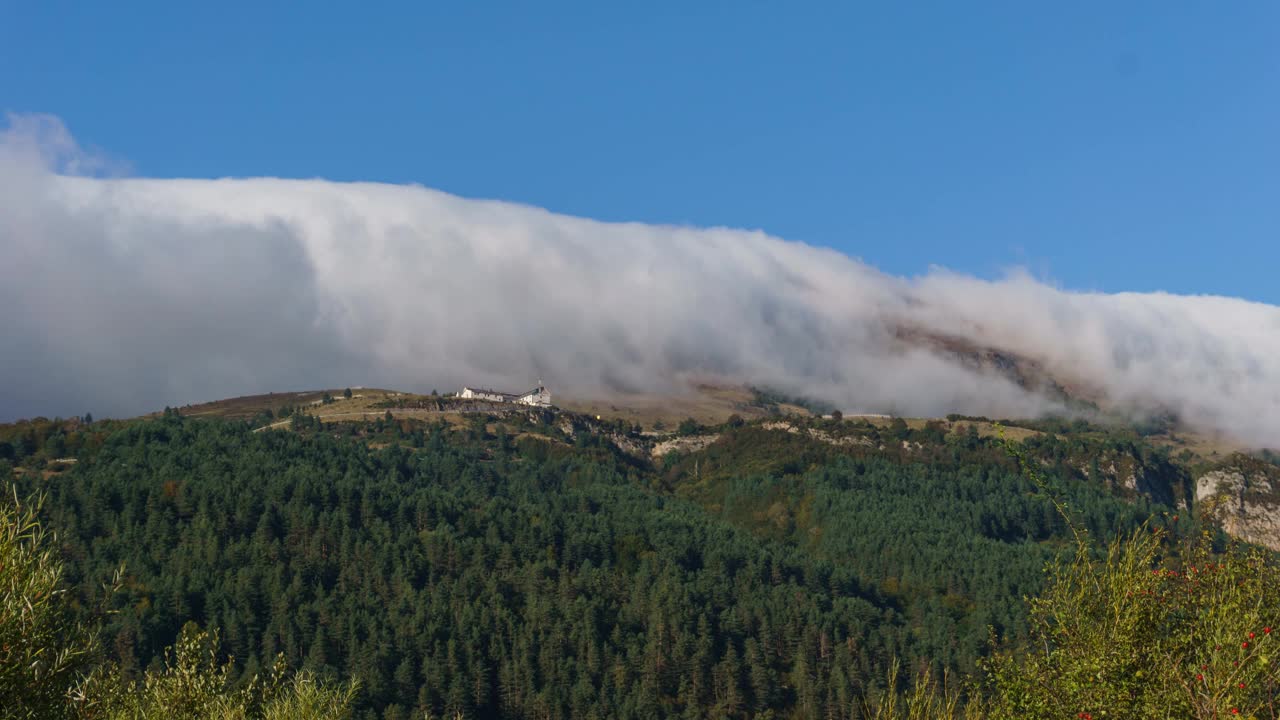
2,114,1277,446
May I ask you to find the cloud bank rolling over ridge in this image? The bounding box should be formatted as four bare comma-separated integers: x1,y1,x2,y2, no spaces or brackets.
2,114,1279,447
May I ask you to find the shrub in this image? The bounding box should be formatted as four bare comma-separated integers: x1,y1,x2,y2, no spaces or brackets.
0,489,98,719
73,625,357,720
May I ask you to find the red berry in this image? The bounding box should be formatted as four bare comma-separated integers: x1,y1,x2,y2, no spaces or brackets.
1240,683,1246,689
1250,632,1256,638
1267,627,1273,634
1243,642,1250,648
1196,674,1203,680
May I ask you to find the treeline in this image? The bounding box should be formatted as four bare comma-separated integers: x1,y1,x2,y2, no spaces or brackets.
4,411,1213,718
17,417,905,719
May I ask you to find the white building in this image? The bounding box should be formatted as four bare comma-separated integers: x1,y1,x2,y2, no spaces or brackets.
458,384,552,407
515,385,552,407
458,387,512,403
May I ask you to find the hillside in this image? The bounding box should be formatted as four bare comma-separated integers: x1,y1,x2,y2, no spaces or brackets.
7,387,1280,718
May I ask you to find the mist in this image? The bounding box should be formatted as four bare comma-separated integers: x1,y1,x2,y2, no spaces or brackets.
2,114,1277,447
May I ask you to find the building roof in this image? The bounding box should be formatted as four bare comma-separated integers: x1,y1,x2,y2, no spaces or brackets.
463,387,514,396
466,385,546,393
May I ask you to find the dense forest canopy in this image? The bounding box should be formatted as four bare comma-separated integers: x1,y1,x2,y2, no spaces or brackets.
0,404,1265,719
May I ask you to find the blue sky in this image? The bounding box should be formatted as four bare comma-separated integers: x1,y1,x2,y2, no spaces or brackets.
4,1,1278,301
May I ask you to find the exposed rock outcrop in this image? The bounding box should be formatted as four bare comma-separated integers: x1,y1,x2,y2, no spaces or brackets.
651,434,721,459
1195,459,1280,551
760,421,875,448
607,433,652,460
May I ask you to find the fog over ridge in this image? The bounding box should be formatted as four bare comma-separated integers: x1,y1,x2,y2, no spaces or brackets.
2,114,1278,447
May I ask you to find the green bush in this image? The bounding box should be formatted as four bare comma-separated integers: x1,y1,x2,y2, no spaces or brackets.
982,524,1280,719
74,625,357,720
0,489,98,719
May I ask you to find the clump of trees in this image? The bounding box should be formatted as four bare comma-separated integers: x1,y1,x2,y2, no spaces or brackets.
0,489,356,720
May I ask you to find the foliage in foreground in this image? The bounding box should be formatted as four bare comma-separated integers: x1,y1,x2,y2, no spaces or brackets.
0,489,356,720
861,662,982,720
983,523,1280,719
0,488,99,718
74,624,357,720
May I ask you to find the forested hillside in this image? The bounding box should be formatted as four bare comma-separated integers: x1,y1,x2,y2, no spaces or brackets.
0,407,1251,719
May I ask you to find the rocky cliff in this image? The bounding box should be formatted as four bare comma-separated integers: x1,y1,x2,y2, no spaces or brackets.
1195,456,1280,551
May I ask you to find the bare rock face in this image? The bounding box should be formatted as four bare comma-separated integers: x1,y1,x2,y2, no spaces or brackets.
1197,469,1244,504
760,421,874,448
607,433,651,460
1196,462,1280,552
651,434,721,459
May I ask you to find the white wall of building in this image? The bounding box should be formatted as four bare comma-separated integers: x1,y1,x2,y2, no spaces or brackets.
516,387,552,407
460,385,551,407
